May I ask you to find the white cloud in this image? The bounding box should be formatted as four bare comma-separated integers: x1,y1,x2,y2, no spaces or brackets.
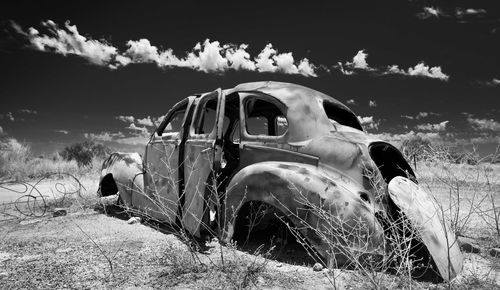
297,58,317,77
125,38,161,63
417,7,443,19
337,50,373,74
225,44,256,71
374,130,443,144
85,131,125,142
408,63,449,80
347,50,370,70
255,44,278,73
401,112,439,120
18,109,37,114
252,43,316,77
126,123,150,136
456,8,487,18
415,120,449,132
27,20,118,66
368,100,377,107
273,52,299,74
116,115,135,123
153,115,166,127
337,62,353,75
484,78,500,86
385,62,449,81
136,116,154,127
467,117,500,131
196,39,229,72
469,135,500,144
15,20,317,77
346,99,356,105
54,130,69,134
85,131,148,145
416,112,429,119
357,116,380,130
6,112,14,122
386,65,405,74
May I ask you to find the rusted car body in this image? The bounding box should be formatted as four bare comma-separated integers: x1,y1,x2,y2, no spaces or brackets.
98,81,463,281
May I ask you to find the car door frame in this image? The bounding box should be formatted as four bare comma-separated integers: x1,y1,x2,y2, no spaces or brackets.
181,88,225,237
140,97,195,223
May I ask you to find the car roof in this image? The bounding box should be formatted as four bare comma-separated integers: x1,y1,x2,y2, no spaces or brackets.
226,81,351,111
222,81,363,142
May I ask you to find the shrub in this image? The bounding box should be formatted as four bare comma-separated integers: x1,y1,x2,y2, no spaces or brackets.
60,141,111,167
400,136,432,162
0,138,32,179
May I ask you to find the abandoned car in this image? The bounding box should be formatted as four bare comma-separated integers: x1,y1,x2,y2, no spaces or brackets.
98,81,463,281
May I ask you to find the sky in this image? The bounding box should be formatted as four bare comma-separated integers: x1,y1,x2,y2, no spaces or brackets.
0,0,499,157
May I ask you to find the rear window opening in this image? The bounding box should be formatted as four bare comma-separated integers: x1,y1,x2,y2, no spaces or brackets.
369,142,416,184
323,100,363,131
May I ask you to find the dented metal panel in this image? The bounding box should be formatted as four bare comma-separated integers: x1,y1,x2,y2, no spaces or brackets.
223,161,385,266
99,81,463,282
388,176,463,280
182,89,224,236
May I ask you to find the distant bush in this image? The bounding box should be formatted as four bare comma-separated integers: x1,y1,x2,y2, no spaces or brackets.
60,141,112,167
0,138,108,180
400,136,432,161
400,136,484,165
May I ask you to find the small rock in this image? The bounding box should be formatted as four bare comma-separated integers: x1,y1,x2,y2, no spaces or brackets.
275,263,283,267
457,236,481,253
56,248,73,254
313,262,323,271
20,218,42,225
0,272,8,278
489,248,500,258
127,217,142,224
53,208,68,217
0,252,11,262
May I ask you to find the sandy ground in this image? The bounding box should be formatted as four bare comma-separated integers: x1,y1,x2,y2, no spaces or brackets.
1,169,500,289
0,207,498,289
0,210,347,289
0,176,98,204
0,176,98,221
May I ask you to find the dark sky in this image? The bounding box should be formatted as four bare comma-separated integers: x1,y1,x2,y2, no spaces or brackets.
1,1,499,156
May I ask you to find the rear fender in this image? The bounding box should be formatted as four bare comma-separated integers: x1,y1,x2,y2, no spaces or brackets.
222,161,385,262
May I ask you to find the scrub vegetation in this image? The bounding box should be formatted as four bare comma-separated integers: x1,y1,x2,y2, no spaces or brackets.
1,137,500,289
0,138,108,181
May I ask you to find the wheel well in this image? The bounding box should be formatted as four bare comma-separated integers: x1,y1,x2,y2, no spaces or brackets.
232,200,316,265
99,173,118,197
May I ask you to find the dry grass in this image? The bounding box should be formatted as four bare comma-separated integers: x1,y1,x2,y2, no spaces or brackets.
0,138,103,181
2,144,500,289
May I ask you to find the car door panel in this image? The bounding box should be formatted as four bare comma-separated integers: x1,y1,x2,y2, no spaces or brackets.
182,89,224,236
139,100,191,223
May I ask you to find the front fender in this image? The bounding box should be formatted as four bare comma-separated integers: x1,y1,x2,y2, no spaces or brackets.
223,161,385,264
99,152,144,206
388,176,463,281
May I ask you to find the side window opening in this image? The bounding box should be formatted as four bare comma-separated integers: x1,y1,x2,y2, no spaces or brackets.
158,103,187,136
223,93,241,143
245,98,288,136
195,97,218,135
323,100,363,131
230,120,240,143
276,116,288,136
